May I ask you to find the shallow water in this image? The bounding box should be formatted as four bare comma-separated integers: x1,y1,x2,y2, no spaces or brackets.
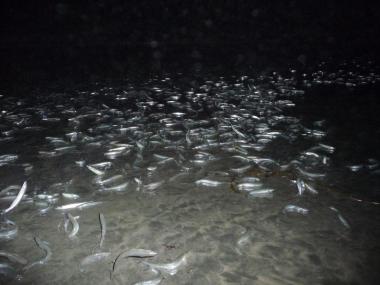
1,62,380,285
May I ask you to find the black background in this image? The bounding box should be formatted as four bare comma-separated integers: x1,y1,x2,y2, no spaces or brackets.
1,1,380,89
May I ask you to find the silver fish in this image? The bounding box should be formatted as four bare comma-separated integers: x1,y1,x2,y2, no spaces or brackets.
230,165,251,174
90,161,112,169
185,131,192,145
296,178,305,195
2,181,27,215
0,154,18,165
62,193,80,200
55,201,102,211
248,188,274,197
113,249,157,272
54,146,76,152
318,143,335,153
99,213,106,248
80,252,111,272
56,202,86,210
104,150,125,159
303,151,320,158
67,213,79,238
304,182,318,195
87,165,105,176
75,160,86,167
0,218,18,240
143,181,164,191
239,177,260,183
337,214,350,229
96,174,124,186
347,165,363,172
153,154,170,161
237,233,251,248
24,237,52,270
231,155,251,162
283,205,309,215
296,167,326,179
231,124,247,138
38,151,57,157
329,207,350,229
237,182,263,191
101,182,129,192
195,179,224,187
143,253,187,275
135,178,143,191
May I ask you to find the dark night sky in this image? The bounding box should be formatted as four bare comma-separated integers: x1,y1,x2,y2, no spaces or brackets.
1,1,380,87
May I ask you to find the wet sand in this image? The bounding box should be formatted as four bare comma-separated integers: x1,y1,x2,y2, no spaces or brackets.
1,63,380,284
